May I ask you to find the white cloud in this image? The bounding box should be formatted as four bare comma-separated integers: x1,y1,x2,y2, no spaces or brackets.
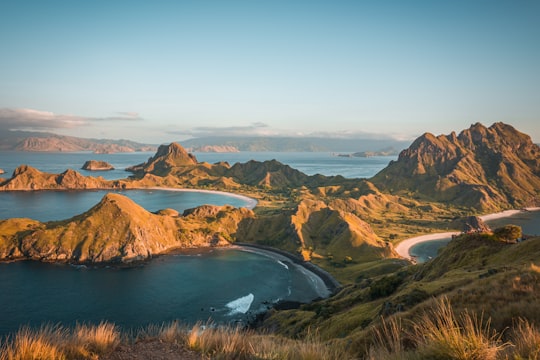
0,108,143,132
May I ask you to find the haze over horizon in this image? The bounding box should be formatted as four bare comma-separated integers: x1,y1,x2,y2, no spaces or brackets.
1,1,539,143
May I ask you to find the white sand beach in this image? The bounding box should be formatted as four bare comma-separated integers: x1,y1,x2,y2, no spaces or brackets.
396,207,540,261
395,232,459,261
148,187,258,209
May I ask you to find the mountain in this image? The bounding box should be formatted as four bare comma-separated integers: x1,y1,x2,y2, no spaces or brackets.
126,142,198,175
0,193,253,263
181,136,411,153
371,122,540,210
0,130,156,153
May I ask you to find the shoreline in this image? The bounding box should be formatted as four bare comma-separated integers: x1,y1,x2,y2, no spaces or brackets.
147,186,258,210
235,242,341,299
395,207,540,261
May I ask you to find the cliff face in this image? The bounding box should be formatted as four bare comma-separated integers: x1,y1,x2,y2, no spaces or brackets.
0,193,253,263
371,122,540,210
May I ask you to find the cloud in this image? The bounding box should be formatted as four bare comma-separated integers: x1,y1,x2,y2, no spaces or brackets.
0,108,143,132
170,122,275,137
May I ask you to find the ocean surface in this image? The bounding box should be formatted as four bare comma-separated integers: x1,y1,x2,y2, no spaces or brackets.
0,151,396,180
0,248,321,336
409,210,540,263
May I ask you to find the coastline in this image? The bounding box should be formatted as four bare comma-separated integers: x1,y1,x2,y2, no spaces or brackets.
235,242,341,299
147,186,258,210
395,207,540,261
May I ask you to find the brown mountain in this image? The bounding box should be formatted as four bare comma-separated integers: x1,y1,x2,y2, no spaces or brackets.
126,142,198,176
371,122,540,210
0,193,253,263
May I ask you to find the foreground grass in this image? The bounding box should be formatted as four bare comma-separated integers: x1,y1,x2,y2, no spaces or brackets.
3,298,540,360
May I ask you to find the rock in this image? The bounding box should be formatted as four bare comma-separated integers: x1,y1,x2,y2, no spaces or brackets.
0,168,4,175
82,160,115,171
462,216,491,233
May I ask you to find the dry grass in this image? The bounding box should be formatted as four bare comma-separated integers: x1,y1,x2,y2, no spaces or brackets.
0,322,120,360
368,297,510,360
508,318,540,360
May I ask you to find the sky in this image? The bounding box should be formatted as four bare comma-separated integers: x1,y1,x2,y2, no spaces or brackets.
1,0,539,144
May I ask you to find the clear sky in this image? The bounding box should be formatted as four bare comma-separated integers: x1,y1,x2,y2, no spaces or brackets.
1,0,539,143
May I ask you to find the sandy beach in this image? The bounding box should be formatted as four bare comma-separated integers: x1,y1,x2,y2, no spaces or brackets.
148,187,258,209
396,207,540,261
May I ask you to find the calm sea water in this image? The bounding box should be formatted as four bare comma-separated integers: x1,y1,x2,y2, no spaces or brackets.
410,211,540,263
0,189,253,222
0,248,321,336
0,151,395,180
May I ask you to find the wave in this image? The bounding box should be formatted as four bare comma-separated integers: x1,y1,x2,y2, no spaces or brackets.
277,260,289,270
226,293,255,315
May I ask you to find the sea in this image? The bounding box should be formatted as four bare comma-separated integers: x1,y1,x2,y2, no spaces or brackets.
409,212,540,263
0,150,393,336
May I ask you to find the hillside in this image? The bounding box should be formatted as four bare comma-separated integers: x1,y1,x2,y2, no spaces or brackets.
371,122,540,211
0,130,156,153
0,193,252,263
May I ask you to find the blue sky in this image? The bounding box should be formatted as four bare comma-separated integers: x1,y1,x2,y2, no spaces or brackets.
1,0,539,143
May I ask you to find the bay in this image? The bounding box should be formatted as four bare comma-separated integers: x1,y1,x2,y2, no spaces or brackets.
0,248,322,336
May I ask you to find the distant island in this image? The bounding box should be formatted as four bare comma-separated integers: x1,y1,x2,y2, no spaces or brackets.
0,130,156,153
81,160,115,171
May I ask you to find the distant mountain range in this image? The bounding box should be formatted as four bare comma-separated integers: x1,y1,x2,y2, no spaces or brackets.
180,136,411,153
0,130,156,153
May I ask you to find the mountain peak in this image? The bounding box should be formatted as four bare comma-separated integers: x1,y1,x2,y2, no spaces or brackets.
372,122,540,210
126,142,197,175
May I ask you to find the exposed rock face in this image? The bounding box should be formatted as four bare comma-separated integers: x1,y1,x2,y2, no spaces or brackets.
82,160,115,171
0,193,253,263
126,143,198,175
0,168,4,175
371,122,540,210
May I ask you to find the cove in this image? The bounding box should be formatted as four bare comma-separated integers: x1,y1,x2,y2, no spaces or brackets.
0,188,255,222
0,247,325,337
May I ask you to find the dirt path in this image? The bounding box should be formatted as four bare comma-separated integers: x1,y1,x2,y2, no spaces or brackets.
102,340,202,360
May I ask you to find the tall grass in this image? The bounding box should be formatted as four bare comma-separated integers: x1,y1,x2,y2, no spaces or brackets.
369,297,510,360
0,322,119,360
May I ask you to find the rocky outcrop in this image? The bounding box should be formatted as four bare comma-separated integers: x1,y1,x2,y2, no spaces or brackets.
82,160,115,171
126,143,198,176
462,216,491,233
371,122,540,210
0,193,254,263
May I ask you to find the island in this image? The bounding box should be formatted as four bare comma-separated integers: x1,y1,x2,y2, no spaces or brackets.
82,160,115,171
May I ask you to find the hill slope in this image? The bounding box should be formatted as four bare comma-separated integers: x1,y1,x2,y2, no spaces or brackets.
371,122,540,210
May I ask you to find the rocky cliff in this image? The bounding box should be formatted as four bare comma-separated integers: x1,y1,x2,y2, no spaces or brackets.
126,142,198,176
371,122,540,210
0,193,253,263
